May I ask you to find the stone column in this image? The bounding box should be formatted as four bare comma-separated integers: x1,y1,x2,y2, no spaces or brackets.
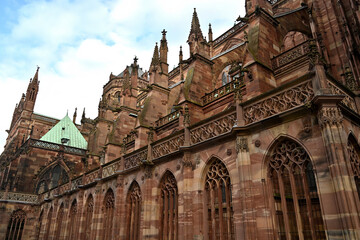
317,97,360,239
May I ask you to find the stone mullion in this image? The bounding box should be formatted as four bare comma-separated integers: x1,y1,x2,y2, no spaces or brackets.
128,200,134,240
267,174,279,239
92,185,102,240
301,170,317,240
210,186,217,239
159,192,164,240
7,217,14,240
225,182,232,239
217,182,225,240
288,169,304,240
135,198,141,240
16,219,24,240
277,171,291,240
318,107,360,238
114,175,125,239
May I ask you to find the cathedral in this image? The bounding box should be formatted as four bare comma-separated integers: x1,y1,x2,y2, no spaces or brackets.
1,0,360,239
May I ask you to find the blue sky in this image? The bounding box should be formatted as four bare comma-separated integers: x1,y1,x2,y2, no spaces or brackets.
0,0,245,151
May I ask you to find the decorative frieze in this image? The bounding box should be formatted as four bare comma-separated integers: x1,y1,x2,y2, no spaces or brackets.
272,40,310,69
102,161,121,178
190,113,236,144
317,106,343,128
0,191,38,204
328,81,357,112
152,133,185,159
124,148,147,170
243,81,313,124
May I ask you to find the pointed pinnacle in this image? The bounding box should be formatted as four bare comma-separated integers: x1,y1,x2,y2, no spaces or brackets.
151,42,160,66
189,8,203,39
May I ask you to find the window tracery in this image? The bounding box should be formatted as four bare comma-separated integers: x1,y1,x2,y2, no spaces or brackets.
84,195,94,240
205,158,234,240
54,204,64,239
68,200,77,239
268,139,325,239
5,209,26,240
36,164,69,194
102,189,115,240
347,137,360,200
159,171,178,240
126,182,142,240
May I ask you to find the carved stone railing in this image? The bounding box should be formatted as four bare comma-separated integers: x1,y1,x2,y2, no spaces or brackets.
0,191,38,204
267,0,279,4
102,160,121,178
152,133,185,159
124,147,147,170
190,112,236,144
155,110,181,128
243,80,314,124
124,132,136,145
272,41,310,70
202,81,239,105
71,177,82,191
84,169,100,185
214,22,247,47
328,81,357,112
29,139,86,155
58,183,69,195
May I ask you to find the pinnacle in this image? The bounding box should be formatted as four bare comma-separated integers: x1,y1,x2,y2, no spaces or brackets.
189,8,203,39
151,42,160,66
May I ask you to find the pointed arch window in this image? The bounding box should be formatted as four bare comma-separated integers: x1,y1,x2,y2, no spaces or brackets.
68,200,78,239
205,158,234,240
84,195,94,240
5,209,26,240
159,172,178,240
126,182,142,240
36,164,69,193
36,210,43,240
44,207,53,240
268,139,325,239
54,204,64,239
102,189,115,240
347,136,360,200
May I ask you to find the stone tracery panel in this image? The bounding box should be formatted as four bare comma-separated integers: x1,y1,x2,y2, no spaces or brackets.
5,209,26,240
126,182,142,240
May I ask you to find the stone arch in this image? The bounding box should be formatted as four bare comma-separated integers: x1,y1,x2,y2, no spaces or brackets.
102,188,115,240
158,170,178,239
84,194,94,240
5,209,26,240
36,209,44,239
54,203,65,239
281,31,309,52
126,181,142,240
265,136,325,239
68,199,78,239
44,206,53,239
347,133,360,200
203,157,234,240
35,163,70,194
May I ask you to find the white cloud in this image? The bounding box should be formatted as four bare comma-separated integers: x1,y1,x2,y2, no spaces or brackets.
0,0,245,151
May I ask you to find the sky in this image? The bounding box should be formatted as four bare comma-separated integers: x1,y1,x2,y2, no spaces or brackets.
0,0,246,152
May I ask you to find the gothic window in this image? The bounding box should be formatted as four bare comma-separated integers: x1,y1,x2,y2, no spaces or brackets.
44,207,53,240
5,209,26,240
126,182,142,240
68,200,78,239
205,158,234,240
114,91,121,103
347,136,360,200
102,189,115,240
36,210,43,240
268,139,325,239
281,31,308,52
84,195,94,240
159,171,178,240
36,164,69,193
221,65,231,86
54,204,64,239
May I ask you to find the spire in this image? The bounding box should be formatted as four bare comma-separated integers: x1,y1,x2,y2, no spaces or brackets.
188,8,203,41
150,42,160,67
160,29,168,74
82,108,86,119
24,66,40,111
208,23,213,42
33,66,40,83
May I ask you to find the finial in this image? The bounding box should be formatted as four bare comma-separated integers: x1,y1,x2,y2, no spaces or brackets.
134,55,138,64
162,29,167,36
82,108,86,119
73,107,77,123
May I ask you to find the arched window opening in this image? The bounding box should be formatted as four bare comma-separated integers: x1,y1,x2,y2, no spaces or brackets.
347,137,360,200
44,207,53,240
114,91,121,103
268,139,325,239
68,200,78,239
102,189,115,240
54,204,64,239
221,65,232,86
126,182,142,240
205,159,234,240
84,195,94,240
159,171,178,240
281,31,308,52
5,209,26,240
36,164,69,193
36,210,43,240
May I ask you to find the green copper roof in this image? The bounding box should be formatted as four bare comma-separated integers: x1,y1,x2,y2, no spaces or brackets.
40,114,88,150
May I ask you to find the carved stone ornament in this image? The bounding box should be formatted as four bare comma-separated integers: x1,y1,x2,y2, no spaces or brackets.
317,106,343,128
236,137,248,153
182,153,193,168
